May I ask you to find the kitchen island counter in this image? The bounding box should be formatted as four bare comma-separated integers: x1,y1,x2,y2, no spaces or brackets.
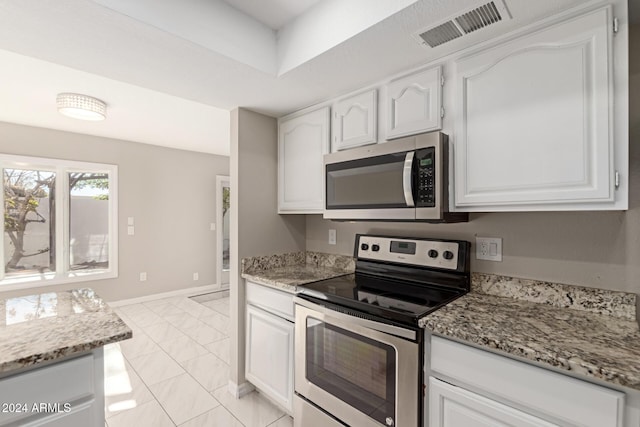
0,288,131,375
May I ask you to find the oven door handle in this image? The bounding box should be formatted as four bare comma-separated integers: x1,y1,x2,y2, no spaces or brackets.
294,296,417,341
403,151,415,207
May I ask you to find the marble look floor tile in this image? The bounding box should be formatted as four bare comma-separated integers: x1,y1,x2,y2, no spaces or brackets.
142,296,183,308
157,334,209,363
165,312,204,331
204,300,230,317
119,332,161,359
104,344,155,418
178,406,243,427
116,303,149,316
126,309,165,327
205,338,230,365
183,324,227,345
149,373,219,425
268,415,294,427
146,302,186,317
143,321,187,343
212,387,284,427
181,353,229,391
128,351,185,386
107,400,175,427
199,311,229,332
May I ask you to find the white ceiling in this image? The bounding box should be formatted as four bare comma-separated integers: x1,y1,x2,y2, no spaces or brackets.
223,0,322,30
0,0,589,156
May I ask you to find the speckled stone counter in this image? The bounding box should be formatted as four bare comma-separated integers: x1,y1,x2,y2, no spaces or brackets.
241,251,355,293
420,273,640,390
0,288,132,374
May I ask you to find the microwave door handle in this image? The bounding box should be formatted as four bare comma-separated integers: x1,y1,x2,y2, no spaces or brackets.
403,152,415,207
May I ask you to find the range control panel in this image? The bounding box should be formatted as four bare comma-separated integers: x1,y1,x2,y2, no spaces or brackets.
356,235,461,270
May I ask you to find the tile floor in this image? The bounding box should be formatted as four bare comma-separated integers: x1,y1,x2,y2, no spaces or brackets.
105,292,292,427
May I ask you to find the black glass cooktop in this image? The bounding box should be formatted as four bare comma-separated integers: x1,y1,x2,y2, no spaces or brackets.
298,272,464,325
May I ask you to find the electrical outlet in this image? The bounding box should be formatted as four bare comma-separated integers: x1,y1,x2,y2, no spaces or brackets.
139,272,147,281
127,217,135,226
476,237,502,261
210,223,216,231
328,229,337,245
193,272,199,281
127,226,135,236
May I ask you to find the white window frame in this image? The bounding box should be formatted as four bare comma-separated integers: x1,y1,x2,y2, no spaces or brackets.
0,154,118,291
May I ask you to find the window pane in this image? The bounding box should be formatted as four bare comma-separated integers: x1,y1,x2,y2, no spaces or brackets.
69,172,109,271
3,169,56,277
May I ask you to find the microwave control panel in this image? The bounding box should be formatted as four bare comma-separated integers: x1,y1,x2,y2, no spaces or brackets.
416,147,435,207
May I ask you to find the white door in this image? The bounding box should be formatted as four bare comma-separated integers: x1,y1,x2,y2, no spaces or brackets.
245,304,294,413
454,7,613,210
278,107,330,213
216,176,230,289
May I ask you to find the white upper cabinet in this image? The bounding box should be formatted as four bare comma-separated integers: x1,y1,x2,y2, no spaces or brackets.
454,7,616,210
386,66,442,140
278,107,330,213
332,89,377,151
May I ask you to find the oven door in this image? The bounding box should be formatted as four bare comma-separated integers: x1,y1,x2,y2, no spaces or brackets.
294,299,420,427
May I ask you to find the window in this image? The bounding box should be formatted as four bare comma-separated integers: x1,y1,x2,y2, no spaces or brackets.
1,154,117,290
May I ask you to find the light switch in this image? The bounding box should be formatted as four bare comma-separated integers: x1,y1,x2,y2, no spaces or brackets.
127,217,135,226
210,223,216,231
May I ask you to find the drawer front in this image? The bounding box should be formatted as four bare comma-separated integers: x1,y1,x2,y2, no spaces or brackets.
430,336,624,427
0,354,95,425
246,281,295,321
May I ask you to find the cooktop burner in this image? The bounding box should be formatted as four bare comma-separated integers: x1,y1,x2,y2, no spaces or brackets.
297,234,470,326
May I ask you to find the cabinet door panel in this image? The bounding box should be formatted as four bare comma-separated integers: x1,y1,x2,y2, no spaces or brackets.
332,89,377,151
429,377,559,427
278,107,329,213
387,66,442,139
454,8,612,209
245,304,294,413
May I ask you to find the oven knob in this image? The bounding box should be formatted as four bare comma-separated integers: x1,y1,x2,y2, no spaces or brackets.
372,244,380,252
361,243,369,251
428,249,438,258
386,417,394,426
443,250,454,260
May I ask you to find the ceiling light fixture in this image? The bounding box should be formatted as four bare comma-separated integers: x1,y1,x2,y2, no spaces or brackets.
56,93,107,121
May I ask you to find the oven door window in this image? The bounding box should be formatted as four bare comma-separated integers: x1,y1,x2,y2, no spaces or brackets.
306,317,396,424
326,152,411,209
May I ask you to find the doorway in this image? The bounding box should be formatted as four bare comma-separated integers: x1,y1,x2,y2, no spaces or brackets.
216,176,230,289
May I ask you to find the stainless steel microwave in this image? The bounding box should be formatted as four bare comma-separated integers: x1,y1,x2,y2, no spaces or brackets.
324,132,467,222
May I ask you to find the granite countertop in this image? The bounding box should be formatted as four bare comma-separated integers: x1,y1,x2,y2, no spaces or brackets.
420,274,640,391
241,251,355,293
0,288,132,374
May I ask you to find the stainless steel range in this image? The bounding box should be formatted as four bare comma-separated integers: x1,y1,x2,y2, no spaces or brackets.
293,234,471,427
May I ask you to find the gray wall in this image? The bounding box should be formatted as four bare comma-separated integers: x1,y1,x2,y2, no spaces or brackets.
306,22,640,296
228,108,305,391
0,121,229,301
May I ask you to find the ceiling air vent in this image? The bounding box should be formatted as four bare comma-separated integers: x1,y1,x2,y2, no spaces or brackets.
415,0,511,48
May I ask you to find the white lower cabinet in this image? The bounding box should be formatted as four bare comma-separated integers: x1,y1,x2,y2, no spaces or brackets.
0,350,104,427
430,377,558,427
429,336,625,427
245,282,295,414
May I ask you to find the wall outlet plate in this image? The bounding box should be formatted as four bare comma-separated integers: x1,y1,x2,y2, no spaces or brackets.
329,229,337,245
476,237,502,261
139,272,147,281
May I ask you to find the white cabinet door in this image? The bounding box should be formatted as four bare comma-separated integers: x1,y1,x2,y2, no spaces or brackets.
278,107,330,213
245,304,294,413
454,7,614,210
429,377,559,427
332,89,377,151
386,66,442,139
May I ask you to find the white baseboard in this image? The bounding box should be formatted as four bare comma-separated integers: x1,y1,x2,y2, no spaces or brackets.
228,380,255,399
108,284,221,307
